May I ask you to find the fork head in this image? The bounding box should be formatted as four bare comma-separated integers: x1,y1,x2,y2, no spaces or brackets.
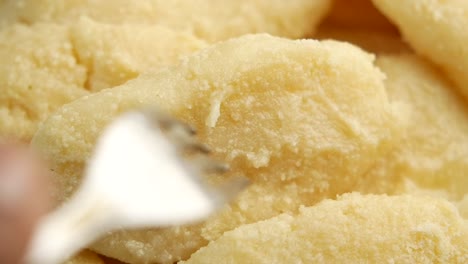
83,107,250,226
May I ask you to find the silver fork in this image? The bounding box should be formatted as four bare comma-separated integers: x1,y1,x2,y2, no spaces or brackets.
25,108,249,264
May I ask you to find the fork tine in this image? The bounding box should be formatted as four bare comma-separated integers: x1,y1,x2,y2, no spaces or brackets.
143,108,197,136
184,142,211,154
188,156,230,174
214,176,250,202
203,160,230,174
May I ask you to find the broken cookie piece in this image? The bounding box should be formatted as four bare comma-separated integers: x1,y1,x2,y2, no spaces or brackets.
183,193,468,264
0,23,87,142
372,0,468,100
0,0,331,42
359,54,468,199
0,20,207,141
32,34,400,263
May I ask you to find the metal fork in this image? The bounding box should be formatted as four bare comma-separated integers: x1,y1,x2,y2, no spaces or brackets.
25,108,249,264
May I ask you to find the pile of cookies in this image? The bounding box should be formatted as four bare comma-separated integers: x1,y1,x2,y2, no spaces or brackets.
1,0,467,263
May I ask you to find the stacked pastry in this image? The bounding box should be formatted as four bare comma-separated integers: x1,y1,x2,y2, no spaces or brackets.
0,0,467,263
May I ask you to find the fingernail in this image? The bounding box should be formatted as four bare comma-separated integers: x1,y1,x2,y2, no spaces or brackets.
0,146,28,211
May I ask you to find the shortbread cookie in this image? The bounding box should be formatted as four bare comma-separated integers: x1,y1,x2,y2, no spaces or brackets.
183,194,468,264
32,35,399,263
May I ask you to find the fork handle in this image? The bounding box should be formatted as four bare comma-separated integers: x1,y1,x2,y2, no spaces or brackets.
24,191,117,264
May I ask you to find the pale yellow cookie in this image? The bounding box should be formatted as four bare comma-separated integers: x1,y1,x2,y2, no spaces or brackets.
0,23,88,142
401,180,467,219
0,0,331,41
457,194,468,219
183,193,468,264
70,18,207,92
0,0,333,141
32,35,399,263
372,0,468,100
0,20,207,141
358,54,468,199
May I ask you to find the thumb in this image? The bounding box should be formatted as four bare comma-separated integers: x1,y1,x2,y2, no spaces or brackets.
0,144,50,264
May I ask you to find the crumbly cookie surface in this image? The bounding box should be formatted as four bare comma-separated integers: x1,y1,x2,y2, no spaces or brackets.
183,194,468,264
0,0,331,41
32,34,399,263
372,0,468,100
361,55,468,198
